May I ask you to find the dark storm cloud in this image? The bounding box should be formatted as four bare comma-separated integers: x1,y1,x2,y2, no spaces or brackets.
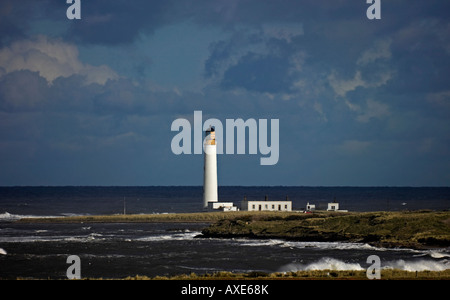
0,0,66,44
199,0,450,97
65,0,171,45
221,52,293,93
3,1,368,46
1,0,450,186
0,71,47,110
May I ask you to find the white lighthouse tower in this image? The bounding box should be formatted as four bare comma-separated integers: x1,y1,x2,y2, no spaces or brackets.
203,126,218,209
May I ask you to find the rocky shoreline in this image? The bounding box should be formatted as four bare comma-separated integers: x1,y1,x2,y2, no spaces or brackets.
200,210,450,250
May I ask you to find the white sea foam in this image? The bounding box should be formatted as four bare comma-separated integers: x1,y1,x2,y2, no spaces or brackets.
0,212,58,221
0,235,70,243
412,250,450,259
137,232,199,242
0,232,107,243
237,239,285,247
383,259,450,272
284,241,379,251
236,239,380,251
279,257,450,272
280,257,365,272
0,212,89,221
0,212,22,221
0,230,200,243
427,251,450,259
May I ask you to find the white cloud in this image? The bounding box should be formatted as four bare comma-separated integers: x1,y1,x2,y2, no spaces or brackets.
328,38,393,99
0,36,118,85
341,98,391,123
356,99,391,123
344,99,360,112
427,90,450,109
328,70,393,98
337,140,372,155
262,23,304,43
357,39,392,66
313,101,327,122
328,71,366,97
289,51,306,74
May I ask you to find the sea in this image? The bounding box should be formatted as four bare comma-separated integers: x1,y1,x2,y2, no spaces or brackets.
0,186,449,279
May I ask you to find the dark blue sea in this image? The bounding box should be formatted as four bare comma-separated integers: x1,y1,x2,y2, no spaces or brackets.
0,186,449,279
0,186,449,216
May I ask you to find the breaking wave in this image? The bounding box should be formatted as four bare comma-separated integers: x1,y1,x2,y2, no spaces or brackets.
236,239,379,251
280,258,365,272
0,234,105,243
279,257,450,272
0,212,58,221
383,259,450,272
414,250,450,259
136,232,200,242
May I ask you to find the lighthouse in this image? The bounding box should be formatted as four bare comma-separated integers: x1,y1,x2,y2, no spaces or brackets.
203,126,218,209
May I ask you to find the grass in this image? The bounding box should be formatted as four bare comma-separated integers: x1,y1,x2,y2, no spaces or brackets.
108,269,450,280
18,211,251,224
18,211,305,224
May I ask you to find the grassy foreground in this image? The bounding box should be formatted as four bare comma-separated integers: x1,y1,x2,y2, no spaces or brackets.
121,269,450,280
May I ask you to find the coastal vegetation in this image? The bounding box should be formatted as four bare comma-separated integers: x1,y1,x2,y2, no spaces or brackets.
18,211,249,224
121,269,450,280
201,210,450,249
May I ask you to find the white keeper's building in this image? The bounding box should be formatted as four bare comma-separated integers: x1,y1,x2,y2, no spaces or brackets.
241,199,292,212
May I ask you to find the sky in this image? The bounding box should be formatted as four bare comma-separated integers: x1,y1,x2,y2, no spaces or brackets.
0,0,449,186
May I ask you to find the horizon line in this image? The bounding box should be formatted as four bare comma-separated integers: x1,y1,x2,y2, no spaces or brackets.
0,185,449,188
